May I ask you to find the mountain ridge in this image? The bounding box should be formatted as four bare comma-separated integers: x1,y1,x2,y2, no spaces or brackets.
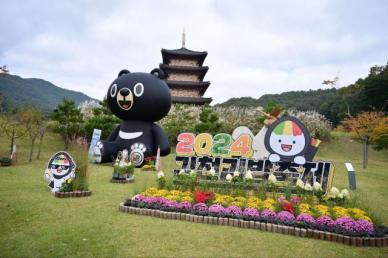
0,74,95,113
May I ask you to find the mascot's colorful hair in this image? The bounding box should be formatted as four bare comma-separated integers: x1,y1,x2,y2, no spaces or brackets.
273,120,303,136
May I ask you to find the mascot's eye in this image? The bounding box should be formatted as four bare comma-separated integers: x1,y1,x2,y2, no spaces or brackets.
110,84,117,97
292,140,296,144
278,139,282,143
134,83,144,97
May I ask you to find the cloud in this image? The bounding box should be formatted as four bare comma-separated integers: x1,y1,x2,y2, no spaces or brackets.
1,0,387,104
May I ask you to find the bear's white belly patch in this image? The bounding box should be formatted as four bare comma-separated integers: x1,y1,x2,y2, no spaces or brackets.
119,131,143,139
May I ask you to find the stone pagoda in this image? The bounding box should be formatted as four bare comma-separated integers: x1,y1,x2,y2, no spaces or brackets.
159,31,212,105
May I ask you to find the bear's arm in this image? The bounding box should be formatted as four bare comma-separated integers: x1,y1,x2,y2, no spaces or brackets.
151,123,171,156
106,124,120,141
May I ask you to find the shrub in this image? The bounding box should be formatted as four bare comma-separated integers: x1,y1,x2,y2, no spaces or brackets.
0,157,12,166
288,109,332,141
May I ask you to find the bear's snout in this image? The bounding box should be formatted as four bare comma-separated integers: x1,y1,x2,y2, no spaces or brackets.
120,88,130,97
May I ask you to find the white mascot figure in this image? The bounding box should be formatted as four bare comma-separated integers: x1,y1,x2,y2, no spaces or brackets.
44,151,76,192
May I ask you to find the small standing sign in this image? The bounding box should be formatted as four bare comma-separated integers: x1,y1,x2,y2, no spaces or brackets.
345,162,357,190
88,129,102,160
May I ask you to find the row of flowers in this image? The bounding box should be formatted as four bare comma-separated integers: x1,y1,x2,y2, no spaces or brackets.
128,194,377,237
140,188,371,222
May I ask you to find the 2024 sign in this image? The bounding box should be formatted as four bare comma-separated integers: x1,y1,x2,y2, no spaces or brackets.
176,132,254,158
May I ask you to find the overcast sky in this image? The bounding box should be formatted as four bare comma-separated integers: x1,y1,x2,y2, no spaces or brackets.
1,0,387,104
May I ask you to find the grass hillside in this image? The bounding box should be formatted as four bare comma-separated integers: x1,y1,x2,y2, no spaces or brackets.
0,74,94,113
0,132,387,257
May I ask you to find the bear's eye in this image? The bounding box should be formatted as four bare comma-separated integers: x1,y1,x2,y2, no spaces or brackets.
110,84,117,97
292,140,296,144
134,83,144,97
278,139,282,143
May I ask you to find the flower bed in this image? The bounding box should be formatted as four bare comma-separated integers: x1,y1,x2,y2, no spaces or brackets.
54,190,92,198
119,203,388,247
110,177,135,184
120,188,388,244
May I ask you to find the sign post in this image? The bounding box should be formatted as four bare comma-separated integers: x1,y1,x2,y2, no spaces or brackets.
345,162,356,190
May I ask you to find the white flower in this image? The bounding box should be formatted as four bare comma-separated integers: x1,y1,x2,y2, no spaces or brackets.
208,168,215,176
268,174,277,184
296,179,304,189
329,187,340,198
157,171,165,178
179,169,185,175
341,189,350,199
226,174,233,182
338,192,344,199
313,182,322,192
190,170,197,176
233,171,240,177
245,170,253,180
304,183,313,191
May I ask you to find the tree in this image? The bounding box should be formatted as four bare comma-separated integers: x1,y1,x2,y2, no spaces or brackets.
159,104,200,144
372,117,388,151
0,114,26,154
342,111,386,168
84,98,120,140
52,99,84,150
195,105,222,135
19,106,43,162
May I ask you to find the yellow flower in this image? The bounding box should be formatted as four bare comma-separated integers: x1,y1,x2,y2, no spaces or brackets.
181,196,193,202
359,215,372,222
314,204,329,216
142,188,158,196
347,208,367,220
298,203,311,214
263,198,275,205
169,190,181,196
153,189,169,197
333,206,348,218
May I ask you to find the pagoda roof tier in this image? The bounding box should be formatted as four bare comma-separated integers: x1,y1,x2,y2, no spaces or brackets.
161,48,208,66
159,64,208,81
166,80,210,95
172,96,212,105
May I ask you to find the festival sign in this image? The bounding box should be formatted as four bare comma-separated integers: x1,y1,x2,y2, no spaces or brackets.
174,116,334,193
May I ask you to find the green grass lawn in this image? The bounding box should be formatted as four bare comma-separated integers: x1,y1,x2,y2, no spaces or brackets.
0,132,388,257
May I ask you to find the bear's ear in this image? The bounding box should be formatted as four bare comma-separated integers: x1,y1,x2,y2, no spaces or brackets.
150,68,165,79
118,69,130,77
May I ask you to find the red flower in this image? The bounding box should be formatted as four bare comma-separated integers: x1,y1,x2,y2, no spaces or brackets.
194,191,214,203
282,201,294,214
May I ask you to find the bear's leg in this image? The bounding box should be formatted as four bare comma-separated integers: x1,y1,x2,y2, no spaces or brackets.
93,140,119,163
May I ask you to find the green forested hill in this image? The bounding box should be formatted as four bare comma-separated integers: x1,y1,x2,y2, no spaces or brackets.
216,88,345,124
216,63,388,124
0,74,94,113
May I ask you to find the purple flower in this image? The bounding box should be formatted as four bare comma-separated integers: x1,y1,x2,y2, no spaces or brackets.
316,215,334,226
176,201,192,211
208,204,226,216
163,200,178,208
260,209,276,218
133,194,145,201
276,211,295,222
193,203,208,212
296,213,315,224
353,220,374,234
243,208,260,219
290,196,301,205
225,205,243,217
332,216,356,232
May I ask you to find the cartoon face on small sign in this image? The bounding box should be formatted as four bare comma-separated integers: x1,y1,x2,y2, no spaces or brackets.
44,151,76,192
264,116,310,165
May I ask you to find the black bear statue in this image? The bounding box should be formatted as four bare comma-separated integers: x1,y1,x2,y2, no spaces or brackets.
93,68,171,166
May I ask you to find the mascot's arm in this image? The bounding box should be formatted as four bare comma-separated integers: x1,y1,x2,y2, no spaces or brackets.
107,124,120,141
151,123,171,156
